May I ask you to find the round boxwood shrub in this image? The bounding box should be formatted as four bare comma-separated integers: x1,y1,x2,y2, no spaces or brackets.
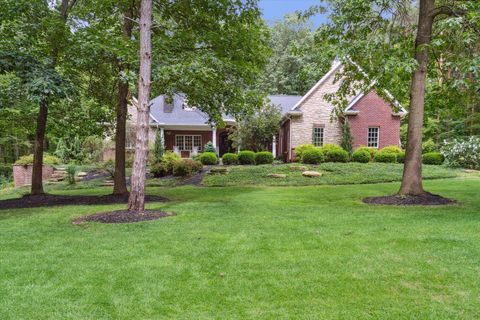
319,144,343,154
255,151,274,165
302,148,325,164
199,152,218,165
222,153,238,165
325,149,349,163
352,149,371,163
355,146,377,160
374,151,397,163
422,152,444,165
294,144,316,160
380,145,402,154
238,150,256,165
397,151,406,163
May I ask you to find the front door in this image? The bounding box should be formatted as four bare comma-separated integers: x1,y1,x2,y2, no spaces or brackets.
219,131,234,156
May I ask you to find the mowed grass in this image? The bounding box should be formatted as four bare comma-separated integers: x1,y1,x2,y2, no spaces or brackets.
1,178,480,319
203,162,471,186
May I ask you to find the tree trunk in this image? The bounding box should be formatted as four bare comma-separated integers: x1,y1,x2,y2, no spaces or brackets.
113,6,134,196
399,0,435,196
128,0,152,212
31,101,48,195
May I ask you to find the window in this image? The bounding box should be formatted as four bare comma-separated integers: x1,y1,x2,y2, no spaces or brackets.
175,135,202,151
368,127,380,148
312,127,324,147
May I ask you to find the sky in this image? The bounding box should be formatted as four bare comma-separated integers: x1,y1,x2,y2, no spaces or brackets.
258,0,328,27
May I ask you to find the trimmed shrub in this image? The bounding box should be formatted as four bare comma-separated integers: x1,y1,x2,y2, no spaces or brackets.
319,144,344,154
14,154,61,166
294,144,316,160
238,151,256,165
172,159,203,176
163,151,181,172
325,149,349,163
255,151,274,165
374,151,397,163
204,141,216,153
222,153,238,165
422,152,444,165
302,148,325,164
422,139,437,154
355,146,377,160
397,151,406,163
352,149,371,163
200,152,218,165
380,145,402,155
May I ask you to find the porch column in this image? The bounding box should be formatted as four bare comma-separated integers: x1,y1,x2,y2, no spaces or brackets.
160,127,165,146
212,127,217,153
272,136,277,158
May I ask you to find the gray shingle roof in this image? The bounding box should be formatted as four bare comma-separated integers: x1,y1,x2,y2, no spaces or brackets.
149,94,302,125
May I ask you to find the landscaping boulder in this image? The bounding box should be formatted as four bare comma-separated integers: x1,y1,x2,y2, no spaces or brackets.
209,167,229,174
77,172,88,177
267,173,287,178
302,171,322,177
289,165,308,171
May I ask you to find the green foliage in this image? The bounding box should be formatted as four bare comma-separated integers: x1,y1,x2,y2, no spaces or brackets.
54,138,69,163
172,159,203,177
441,136,480,169
14,154,60,166
325,149,349,163
258,14,334,95
238,151,256,165
101,160,115,178
255,152,274,165
150,162,169,178
341,120,353,154
222,153,239,165
355,146,377,160
200,152,218,165
374,151,397,163
301,148,325,164
294,144,316,161
422,152,444,165
66,164,77,185
82,136,104,163
204,142,216,154
0,164,12,178
380,146,403,154
422,139,437,154
162,151,182,173
319,144,348,162
153,131,164,163
397,151,406,163
229,104,282,152
352,149,371,163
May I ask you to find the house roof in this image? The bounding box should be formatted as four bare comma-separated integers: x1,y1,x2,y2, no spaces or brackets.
148,94,302,126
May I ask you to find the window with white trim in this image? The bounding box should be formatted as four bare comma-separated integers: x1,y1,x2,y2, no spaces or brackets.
175,135,202,151
312,127,324,147
367,127,380,148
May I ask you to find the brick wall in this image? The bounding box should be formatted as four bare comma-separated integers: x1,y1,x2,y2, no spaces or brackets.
290,66,344,153
347,90,401,149
13,165,54,188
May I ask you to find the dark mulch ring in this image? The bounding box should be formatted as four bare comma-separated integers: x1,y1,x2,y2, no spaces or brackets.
363,192,457,206
73,210,174,224
0,194,168,210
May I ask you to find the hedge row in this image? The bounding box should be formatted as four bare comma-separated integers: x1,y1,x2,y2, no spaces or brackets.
221,151,274,165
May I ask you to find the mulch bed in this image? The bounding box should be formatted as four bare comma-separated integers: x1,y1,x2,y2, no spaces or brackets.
363,192,457,206
0,194,168,210
73,210,174,224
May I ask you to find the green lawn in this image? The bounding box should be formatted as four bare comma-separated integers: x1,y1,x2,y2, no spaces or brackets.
1,178,480,319
203,162,471,186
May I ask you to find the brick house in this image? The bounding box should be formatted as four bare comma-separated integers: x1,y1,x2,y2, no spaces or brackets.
108,60,405,161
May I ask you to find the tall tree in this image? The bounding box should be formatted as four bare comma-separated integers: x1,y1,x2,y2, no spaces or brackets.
128,0,152,211
315,0,479,196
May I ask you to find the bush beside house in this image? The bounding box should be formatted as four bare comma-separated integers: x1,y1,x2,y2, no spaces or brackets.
238,151,256,165
222,153,238,165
